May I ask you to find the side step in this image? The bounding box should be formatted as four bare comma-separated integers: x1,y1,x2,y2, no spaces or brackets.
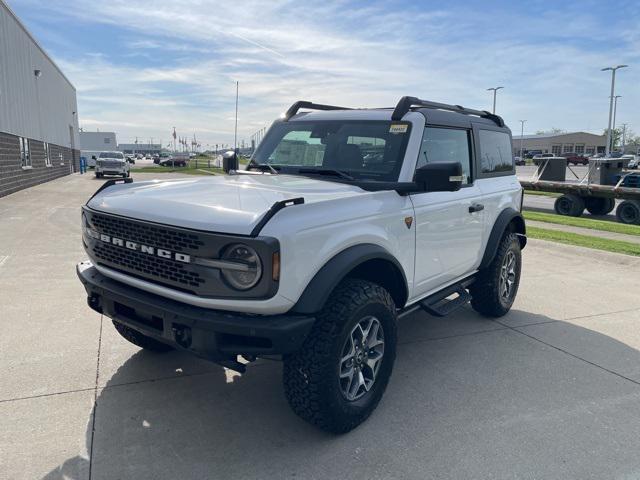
419,278,474,317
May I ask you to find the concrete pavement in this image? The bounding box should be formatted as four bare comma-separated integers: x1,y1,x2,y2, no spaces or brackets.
1,172,640,480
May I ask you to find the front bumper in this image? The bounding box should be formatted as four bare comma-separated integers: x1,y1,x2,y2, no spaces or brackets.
77,261,315,362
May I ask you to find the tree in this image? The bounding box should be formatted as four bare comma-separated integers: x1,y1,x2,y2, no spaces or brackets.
535,127,566,135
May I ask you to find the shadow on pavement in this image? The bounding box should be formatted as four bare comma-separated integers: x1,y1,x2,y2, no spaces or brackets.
41,308,640,480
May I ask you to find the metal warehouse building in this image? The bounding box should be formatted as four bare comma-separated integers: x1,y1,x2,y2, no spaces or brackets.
512,132,607,157
0,0,80,198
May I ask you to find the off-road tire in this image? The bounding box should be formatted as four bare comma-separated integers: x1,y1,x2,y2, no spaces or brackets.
616,200,640,225
554,194,585,217
470,232,522,318
112,320,173,352
585,197,615,216
283,279,397,434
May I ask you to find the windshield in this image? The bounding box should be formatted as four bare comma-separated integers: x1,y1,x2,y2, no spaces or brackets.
251,120,412,181
99,152,124,159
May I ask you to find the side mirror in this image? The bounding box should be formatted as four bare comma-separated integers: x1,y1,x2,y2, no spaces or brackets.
91,155,97,160
222,150,239,173
414,162,463,192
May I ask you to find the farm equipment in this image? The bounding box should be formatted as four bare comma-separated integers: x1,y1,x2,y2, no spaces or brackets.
520,157,640,225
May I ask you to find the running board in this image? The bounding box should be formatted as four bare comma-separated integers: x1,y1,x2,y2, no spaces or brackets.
419,278,474,317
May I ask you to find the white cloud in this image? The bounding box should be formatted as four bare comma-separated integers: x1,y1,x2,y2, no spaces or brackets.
18,0,639,145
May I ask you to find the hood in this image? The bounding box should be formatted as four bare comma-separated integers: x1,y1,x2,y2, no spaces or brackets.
87,173,366,235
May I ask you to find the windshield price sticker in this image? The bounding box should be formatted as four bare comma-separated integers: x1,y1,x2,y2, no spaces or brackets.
389,123,408,134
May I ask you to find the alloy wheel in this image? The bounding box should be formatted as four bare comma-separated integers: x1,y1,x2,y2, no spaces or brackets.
339,316,385,401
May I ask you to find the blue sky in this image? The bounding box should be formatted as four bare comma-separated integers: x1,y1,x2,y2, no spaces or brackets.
8,0,640,147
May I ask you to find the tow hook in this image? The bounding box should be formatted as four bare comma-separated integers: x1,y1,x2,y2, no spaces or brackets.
172,324,192,349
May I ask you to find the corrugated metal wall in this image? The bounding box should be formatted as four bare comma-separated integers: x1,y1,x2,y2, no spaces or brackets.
0,0,79,149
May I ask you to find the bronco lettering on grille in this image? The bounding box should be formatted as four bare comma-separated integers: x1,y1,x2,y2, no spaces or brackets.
86,228,191,263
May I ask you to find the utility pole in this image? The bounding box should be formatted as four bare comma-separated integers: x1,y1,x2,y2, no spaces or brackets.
519,120,526,160
487,86,504,114
621,123,628,153
601,65,628,157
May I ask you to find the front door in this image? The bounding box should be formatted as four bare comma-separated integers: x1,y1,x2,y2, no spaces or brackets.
410,126,486,298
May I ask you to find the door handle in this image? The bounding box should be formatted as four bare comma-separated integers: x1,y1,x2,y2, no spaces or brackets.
469,203,484,213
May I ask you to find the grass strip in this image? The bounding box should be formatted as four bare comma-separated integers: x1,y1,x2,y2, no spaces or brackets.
527,226,640,256
524,211,640,237
523,190,560,198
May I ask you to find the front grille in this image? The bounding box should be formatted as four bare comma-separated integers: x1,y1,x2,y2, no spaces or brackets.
90,212,205,252
83,207,279,299
93,242,204,290
100,161,124,169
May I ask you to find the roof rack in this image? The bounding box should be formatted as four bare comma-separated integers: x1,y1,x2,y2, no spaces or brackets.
283,101,350,121
391,96,505,127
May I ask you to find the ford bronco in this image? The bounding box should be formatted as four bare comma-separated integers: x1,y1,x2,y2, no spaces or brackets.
77,97,526,433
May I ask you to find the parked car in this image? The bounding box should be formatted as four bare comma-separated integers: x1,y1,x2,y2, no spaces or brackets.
525,150,542,159
94,151,130,178
125,154,136,164
77,96,526,433
622,154,637,169
514,156,526,166
561,152,589,165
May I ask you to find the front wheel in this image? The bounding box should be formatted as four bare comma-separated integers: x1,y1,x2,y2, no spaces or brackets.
554,194,585,217
470,232,522,317
283,279,397,434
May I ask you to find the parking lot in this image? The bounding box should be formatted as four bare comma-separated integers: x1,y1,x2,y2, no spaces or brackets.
1,172,640,480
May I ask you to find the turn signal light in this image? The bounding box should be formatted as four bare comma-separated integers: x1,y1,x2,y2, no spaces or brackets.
272,252,280,281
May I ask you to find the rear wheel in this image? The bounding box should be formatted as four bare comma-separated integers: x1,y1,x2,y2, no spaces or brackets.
585,197,615,216
283,279,397,434
95,173,102,178
554,194,585,217
616,200,640,225
470,233,522,318
112,321,173,352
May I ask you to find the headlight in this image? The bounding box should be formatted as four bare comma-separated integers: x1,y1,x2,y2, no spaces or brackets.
221,243,262,290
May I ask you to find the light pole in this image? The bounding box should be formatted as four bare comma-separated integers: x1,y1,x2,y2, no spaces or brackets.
601,64,627,156
234,81,239,153
519,120,526,160
487,86,503,114
611,95,621,151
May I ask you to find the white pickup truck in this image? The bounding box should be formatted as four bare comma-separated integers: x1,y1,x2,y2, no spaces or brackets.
77,97,526,433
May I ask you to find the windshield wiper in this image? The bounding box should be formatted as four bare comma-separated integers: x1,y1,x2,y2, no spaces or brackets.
298,168,355,181
248,163,279,174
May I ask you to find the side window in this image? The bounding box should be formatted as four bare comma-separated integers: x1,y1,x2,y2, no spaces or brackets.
417,127,472,184
44,143,52,167
478,130,513,174
20,137,31,168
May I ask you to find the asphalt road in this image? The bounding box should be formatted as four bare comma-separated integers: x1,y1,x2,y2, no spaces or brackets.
1,172,640,480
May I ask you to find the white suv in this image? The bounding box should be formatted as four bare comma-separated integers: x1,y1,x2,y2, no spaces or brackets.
77,97,526,433
95,151,130,178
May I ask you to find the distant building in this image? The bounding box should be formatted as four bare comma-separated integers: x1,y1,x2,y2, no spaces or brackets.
0,0,80,198
118,143,162,155
79,131,117,151
512,132,607,156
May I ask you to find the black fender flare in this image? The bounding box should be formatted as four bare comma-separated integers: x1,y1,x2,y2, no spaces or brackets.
479,208,527,270
291,244,408,314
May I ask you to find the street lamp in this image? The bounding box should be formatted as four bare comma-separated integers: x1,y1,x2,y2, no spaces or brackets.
612,95,621,151
519,120,527,160
487,86,504,114
601,64,628,156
